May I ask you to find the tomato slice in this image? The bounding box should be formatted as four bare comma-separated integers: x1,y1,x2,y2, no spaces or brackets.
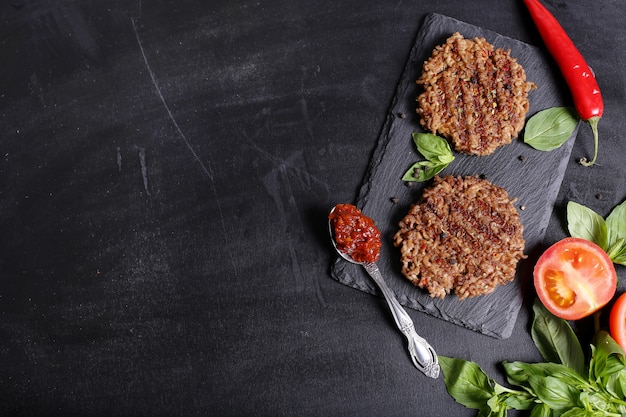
534,237,617,320
610,293,626,353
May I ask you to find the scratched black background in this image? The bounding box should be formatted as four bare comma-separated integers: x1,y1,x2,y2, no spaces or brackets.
1,1,625,416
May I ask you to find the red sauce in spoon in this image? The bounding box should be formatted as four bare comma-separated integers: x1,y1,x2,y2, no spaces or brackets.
329,204,382,263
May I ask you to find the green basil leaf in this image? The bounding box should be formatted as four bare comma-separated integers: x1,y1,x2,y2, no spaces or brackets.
403,132,454,182
608,237,626,265
402,160,447,182
531,299,586,376
607,238,626,260
611,252,626,267
529,402,551,417
435,153,454,165
578,391,618,415
439,356,495,409
527,375,580,410
412,132,454,163
476,406,491,417
567,201,609,250
476,405,492,417
606,199,626,254
500,391,535,411
590,331,626,384
524,107,579,151
503,361,586,389
502,361,532,388
605,370,626,399
594,330,625,359
601,353,625,377
560,407,597,417
485,395,509,417
492,382,535,410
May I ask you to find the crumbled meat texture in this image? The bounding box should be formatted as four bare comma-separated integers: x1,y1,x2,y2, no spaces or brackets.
416,32,536,156
393,175,526,299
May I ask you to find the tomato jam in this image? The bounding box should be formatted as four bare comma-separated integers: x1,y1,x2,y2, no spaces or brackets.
329,203,382,263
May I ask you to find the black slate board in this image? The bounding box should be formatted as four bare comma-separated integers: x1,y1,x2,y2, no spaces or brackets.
330,13,579,339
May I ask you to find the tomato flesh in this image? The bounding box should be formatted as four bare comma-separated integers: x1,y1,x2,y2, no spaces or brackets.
544,269,575,308
534,237,617,320
610,293,626,353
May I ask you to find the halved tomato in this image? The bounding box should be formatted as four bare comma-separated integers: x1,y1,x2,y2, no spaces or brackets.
534,237,617,320
610,293,626,353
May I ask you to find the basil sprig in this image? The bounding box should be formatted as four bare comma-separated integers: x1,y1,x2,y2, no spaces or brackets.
524,107,579,151
440,299,626,416
530,300,585,376
568,200,626,266
402,133,455,182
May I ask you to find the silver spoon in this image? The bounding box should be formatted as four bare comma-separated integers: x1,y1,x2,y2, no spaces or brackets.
329,207,440,378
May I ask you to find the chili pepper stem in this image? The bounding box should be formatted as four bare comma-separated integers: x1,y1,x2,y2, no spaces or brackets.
578,116,600,167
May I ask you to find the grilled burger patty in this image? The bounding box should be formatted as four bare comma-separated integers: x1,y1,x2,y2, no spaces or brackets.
416,32,536,156
393,175,525,299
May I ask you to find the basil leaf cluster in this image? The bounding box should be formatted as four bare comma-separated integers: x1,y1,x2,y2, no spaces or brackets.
440,299,626,416
568,200,626,266
402,133,455,182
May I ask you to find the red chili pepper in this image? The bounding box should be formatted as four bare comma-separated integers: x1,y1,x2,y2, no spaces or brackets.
523,0,603,166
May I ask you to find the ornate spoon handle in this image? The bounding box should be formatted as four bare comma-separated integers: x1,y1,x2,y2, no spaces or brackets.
363,262,440,378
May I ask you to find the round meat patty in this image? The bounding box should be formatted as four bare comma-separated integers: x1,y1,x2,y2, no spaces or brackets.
393,175,525,299
416,32,536,156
